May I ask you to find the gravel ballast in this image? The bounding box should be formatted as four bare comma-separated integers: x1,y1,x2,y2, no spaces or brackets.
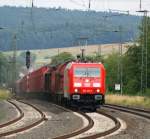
102,107,150,139
0,100,18,125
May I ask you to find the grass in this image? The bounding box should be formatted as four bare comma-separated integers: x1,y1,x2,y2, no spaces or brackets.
106,94,150,109
0,89,11,100
0,89,10,122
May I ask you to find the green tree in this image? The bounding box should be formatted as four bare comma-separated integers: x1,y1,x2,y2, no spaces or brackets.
123,45,141,94
123,16,150,94
0,52,7,85
0,52,21,87
85,55,104,63
0,52,13,86
51,52,74,65
104,53,120,92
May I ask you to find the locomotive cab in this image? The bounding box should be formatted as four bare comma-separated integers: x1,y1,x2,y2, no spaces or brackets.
64,62,106,108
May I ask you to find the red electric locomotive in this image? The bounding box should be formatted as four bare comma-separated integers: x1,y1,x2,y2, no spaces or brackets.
17,61,106,109
51,62,106,109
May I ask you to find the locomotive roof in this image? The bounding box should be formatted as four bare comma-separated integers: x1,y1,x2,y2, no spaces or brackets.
71,62,102,64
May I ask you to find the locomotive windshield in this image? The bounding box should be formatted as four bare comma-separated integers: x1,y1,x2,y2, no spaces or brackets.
74,67,100,77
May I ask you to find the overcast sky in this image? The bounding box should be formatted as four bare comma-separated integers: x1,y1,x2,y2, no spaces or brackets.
0,0,149,15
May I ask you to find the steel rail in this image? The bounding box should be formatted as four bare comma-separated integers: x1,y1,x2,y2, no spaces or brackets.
0,100,46,137
78,110,121,139
105,104,150,113
104,104,150,119
52,106,121,139
0,100,24,128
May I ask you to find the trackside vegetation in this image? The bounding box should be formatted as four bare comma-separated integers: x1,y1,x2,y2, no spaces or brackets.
51,52,74,65
0,89,11,100
105,17,150,95
106,94,150,109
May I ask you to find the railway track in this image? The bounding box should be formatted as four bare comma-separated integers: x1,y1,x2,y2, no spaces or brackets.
104,104,150,120
0,100,46,138
52,105,121,139
72,111,121,139
0,100,122,139
0,100,24,128
81,111,121,139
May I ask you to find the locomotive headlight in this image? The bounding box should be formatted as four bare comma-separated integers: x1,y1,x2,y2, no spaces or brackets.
95,95,102,100
74,88,78,93
96,89,100,93
85,79,89,82
74,82,82,87
93,83,101,87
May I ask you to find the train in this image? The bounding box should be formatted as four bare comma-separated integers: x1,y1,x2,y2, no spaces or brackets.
16,60,106,110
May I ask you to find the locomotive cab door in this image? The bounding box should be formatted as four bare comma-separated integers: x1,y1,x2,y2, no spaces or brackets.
44,73,51,91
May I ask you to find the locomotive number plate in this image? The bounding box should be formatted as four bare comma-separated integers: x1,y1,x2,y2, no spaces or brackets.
83,89,92,93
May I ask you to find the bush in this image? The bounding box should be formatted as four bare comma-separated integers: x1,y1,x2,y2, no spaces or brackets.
51,52,74,65
0,89,11,100
124,79,139,95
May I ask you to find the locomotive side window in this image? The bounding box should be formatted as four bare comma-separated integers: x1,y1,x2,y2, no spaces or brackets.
74,67,100,77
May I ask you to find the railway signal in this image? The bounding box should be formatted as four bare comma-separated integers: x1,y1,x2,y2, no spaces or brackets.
26,51,31,69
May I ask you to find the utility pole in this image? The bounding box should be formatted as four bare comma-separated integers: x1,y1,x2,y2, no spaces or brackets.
143,11,148,92
30,0,36,33
145,11,148,91
140,0,142,10
88,0,91,10
11,33,17,89
98,45,101,57
30,0,34,19
81,49,85,60
119,26,123,95
114,26,123,95
137,9,148,94
21,20,24,34
58,48,60,56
